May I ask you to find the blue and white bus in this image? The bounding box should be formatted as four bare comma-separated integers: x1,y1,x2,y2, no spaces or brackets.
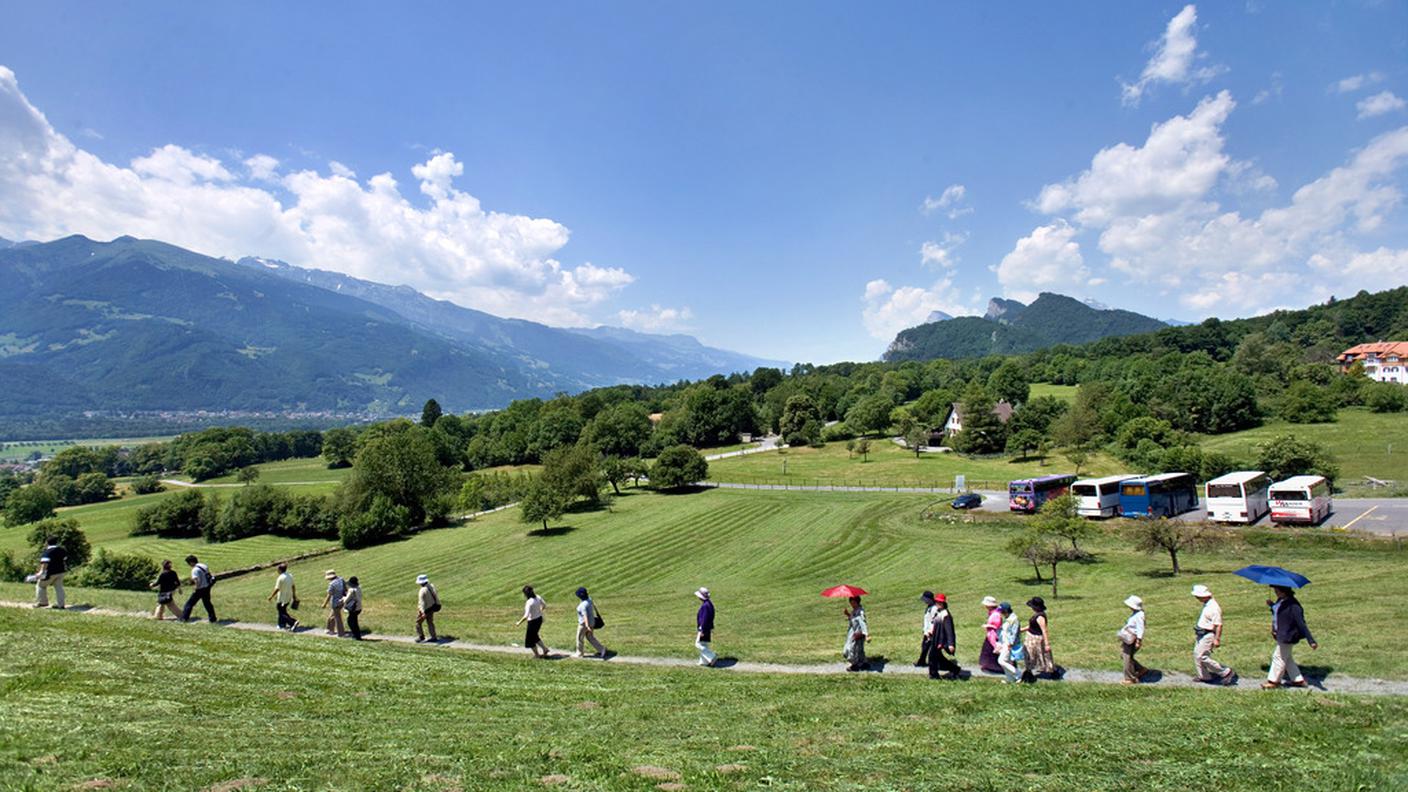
1073,475,1137,518
1119,473,1199,518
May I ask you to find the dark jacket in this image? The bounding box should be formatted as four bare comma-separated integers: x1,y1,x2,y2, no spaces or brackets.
1272,596,1315,645
696,600,715,641
932,608,956,651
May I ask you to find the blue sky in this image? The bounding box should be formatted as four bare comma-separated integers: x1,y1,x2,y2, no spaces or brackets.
1,2,1406,363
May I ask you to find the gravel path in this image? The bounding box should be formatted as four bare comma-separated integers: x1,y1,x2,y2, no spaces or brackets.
6,601,1406,697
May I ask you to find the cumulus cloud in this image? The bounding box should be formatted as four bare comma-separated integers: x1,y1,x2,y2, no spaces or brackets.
920,184,971,218
919,232,966,269
616,304,693,333
1333,72,1384,94
861,277,973,340
1357,91,1407,120
1121,5,1223,106
0,65,632,325
994,221,1088,302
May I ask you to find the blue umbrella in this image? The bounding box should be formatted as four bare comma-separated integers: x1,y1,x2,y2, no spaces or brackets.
1233,565,1311,589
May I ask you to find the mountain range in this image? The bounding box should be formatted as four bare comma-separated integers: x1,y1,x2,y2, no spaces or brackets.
0,236,784,416
884,292,1168,361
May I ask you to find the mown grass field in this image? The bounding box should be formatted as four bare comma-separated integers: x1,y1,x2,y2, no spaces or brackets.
0,435,173,462
1,608,1404,791
1200,407,1408,494
1027,382,1079,403
708,436,1120,489
176,456,352,486
9,488,1405,681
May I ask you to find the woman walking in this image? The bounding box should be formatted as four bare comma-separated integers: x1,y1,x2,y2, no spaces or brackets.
695,588,717,667
979,596,1003,674
516,585,549,658
996,602,1021,683
843,595,870,672
151,559,182,621
573,587,607,659
1024,597,1055,680
344,576,363,640
1118,595,1148,685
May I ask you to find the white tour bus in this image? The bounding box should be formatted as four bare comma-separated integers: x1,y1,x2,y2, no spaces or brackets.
1072,474,1135,518
1205,470,1272,524
1268,475,1333,525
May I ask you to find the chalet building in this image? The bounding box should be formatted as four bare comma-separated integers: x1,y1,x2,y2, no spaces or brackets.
938,399,1014,441
1338,342,1408,385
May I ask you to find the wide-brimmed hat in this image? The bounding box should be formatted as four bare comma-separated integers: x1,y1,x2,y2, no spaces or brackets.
1124,595,1143,610
1026,596,1046,611
919,590,935,603
324,569,338,580
934,593,947,604
998,601,1012,613
981,595,999,608
416,574,429,585
1191,584,1212,598
695,587,710,600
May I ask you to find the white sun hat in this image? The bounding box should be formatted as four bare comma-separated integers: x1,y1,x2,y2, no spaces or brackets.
1191,584,1212,598
1124,595,1144,610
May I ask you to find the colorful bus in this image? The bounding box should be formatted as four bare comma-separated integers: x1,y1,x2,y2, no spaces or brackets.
1008,474,1077,513
1268,475,1333,525
1204,470,1272,524
1072,475,1136,518
1118,473,1199,518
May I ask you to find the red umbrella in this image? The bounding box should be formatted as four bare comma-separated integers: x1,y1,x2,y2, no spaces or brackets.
821,584,868,598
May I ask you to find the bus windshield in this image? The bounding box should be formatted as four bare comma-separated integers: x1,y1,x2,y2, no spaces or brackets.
1072,484,1097,497
1121,484,1146,497
1206,484,1242,499
1270,489,1308,502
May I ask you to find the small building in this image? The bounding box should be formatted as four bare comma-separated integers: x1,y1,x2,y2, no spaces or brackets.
1338,342,1408,384
939,399,1014,440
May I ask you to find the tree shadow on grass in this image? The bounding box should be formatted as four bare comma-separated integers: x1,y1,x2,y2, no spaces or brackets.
566,499,611,515
656,485,713,496
528,525,577,538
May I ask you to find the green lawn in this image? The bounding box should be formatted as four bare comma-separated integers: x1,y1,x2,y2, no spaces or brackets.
0,435,173,462
13,488,1406,681
173,456,350,486
1028,382,1079,403
708,436,1122,490
1199,408,1408,494
0,608,1404,791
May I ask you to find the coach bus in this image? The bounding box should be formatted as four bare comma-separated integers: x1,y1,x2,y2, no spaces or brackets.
1072,475,1136,518
1204,470,1272,524
1268,475,1333,525
1118,472,1199,518
1008,474,1077,513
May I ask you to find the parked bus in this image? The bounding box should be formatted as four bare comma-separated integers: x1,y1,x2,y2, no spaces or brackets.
1072,475,1136,518
1008,474,1077,513
1205,470,1272,524
1119,473,1199,518
1268,475,1333,525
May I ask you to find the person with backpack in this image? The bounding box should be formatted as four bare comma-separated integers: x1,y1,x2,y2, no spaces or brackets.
515,585,549,658
694,587,717,667
573,586,607,659
322,569,347,636
33,535,68,609
181,555,217,623
151,559,182,621
344,576,363,640
415,574,440,643
266,563,299,631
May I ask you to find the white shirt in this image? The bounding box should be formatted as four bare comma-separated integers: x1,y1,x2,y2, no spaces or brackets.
1125,610,1146,640
524,595,545,621
576,598,594,625
275,572,294,605
1196,598,1222,631
922,604,940,634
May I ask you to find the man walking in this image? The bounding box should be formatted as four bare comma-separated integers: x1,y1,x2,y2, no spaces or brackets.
322,569,347,636
33,535,67,609
915,591,939,667
695,587,717,667
1263,585,1318,689
573,587,607,659
267,563,299,631
180,555,217,623
1191,584,1234,685
415,574,440,643
927,593,961,680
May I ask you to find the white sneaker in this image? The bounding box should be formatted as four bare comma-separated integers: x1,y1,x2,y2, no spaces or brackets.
571,651,583,658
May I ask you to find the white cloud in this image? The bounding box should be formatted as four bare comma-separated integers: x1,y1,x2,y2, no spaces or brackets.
1357,91,1407,120
994,221,1088,302
0,65,632,325
1323,246,1408,281
1252,71,1283,105
861,277,973,340
1038,91,1236,226
919,232,966,269
616,304,693,333
1333,72,1384,94
920,184,971,218
1121,5,1223,106
328,160,357,179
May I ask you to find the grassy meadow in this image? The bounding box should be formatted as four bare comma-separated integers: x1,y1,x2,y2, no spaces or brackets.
173,456,353,487
0,436,174,462
3,608,1404,791
7,487,1406,681
1199,407,1408,494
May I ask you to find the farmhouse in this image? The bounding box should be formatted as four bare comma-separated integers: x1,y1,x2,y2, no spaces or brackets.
939,399,1014,439
1338,342,1408,385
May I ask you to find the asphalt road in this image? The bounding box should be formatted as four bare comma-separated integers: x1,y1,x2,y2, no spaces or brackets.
965,491,1408,536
